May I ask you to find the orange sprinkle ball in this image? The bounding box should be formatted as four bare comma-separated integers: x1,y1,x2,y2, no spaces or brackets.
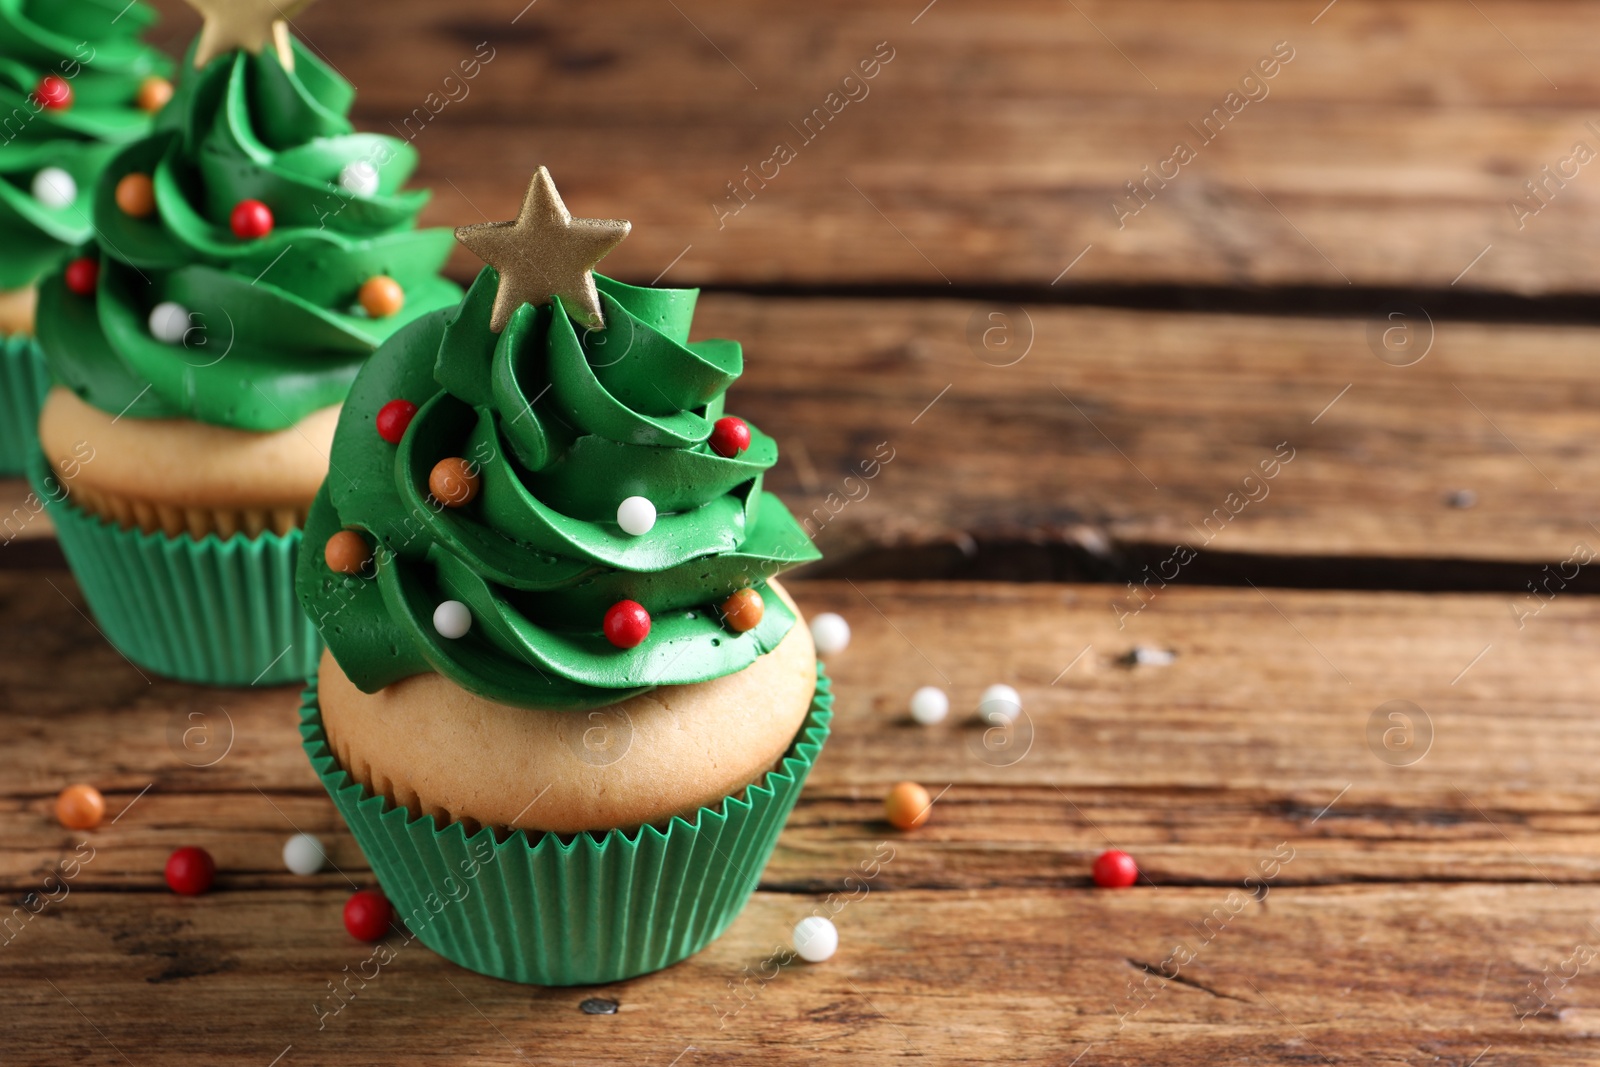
720,587,764,632
136,75,174,113
885,781,932,831
429,457,480,508
324,529,372,575
55,783,105,830
115,172,156,218
359,275,404,318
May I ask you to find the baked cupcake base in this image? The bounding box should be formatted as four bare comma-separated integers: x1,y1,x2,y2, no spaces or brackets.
315,576,818,835
31,447,321,686
37,386,336,538
300,664,833,986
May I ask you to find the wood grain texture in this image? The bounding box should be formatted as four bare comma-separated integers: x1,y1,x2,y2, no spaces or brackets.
3,886,1596,1065
133,0,1600,293
703,295,1599,569
9,3,1598,1062
6,576,1597,890
13,294,1594,571
3,579,1595,1061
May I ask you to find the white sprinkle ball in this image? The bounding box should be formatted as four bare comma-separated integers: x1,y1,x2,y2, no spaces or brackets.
792,916,838,963
148,301,191,344
978,683,1021,725
339,160,380,197
909,685,948,725
1131,646,1176,667
809,612,850,655
282,832,326,875
616,495,657,536
32,167,76,209
433,600,472,639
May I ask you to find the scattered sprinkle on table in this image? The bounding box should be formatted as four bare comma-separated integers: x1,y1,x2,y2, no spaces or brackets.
810,612,850,655
909,685,949,725
165,847,216,896
885,781,933,830
55,784,104,830
282,833,326,876
343,889,393,942
793,916,838,963
978,683,1021,724
1093,849,1138,888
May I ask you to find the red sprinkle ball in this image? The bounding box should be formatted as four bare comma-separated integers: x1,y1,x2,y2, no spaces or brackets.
1092,849,1139,889
375,399,417,444
343,888,393,942
708,416,751,458
230,199,274,240
603,600,651,649
164,846,216,896
33,75,72,111
64,257,99,296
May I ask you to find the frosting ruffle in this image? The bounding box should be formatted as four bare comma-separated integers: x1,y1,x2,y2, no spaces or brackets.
298,268,822,710
0,0,172,288
36,38,461,429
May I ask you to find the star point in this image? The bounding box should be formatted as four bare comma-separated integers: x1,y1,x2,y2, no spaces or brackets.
181,0,317,71
455,167,632,333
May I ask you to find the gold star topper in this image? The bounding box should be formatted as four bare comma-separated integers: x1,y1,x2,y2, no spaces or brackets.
182,0,317,71
455,167,632,332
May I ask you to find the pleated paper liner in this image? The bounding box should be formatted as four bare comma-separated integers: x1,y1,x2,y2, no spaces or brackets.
0,332,48,476
30,449,321,686
301,664,834,986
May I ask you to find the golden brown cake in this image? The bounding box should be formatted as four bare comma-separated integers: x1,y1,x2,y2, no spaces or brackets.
318,581,817,835
0,287,36,336
38,386,338,537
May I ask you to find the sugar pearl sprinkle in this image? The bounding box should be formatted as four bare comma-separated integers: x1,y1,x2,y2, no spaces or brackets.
720,587,764,633
32,167,76,209
323,529,372,576
359,276,404,318
429,457,481,508
1093,849,1139,889
116,172,155,217
792,916,838,963
978,683,1021,725
616,495,656,536
433,600,471,639
909,685,948,725
282,833,326,876
809,612,850,655
339,160,380,197
55,783,105,830
148,301,191,344
885,781,933,830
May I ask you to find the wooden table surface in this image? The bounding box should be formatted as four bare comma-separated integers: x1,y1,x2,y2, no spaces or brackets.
6,1,1600,1064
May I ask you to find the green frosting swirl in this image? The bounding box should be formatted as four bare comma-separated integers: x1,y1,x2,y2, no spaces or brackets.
35,37,461,430
0,0,172,289
297,267,822,710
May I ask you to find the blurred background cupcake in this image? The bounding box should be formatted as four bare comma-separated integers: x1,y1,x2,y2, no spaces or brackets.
298,169,829,984
31,4,461,685
0,0,172,474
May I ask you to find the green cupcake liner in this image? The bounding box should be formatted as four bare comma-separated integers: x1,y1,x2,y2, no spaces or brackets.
301,663,833,986
0,332,49,477
32,450,321,686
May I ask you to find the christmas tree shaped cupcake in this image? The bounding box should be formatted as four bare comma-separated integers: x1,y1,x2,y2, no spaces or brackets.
0,0,172,474
31,0,461,685
298,168,829,985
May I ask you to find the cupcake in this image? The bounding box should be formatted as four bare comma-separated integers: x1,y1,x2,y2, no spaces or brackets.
31,11,461,685
0,0,172,474
297,168,828,984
